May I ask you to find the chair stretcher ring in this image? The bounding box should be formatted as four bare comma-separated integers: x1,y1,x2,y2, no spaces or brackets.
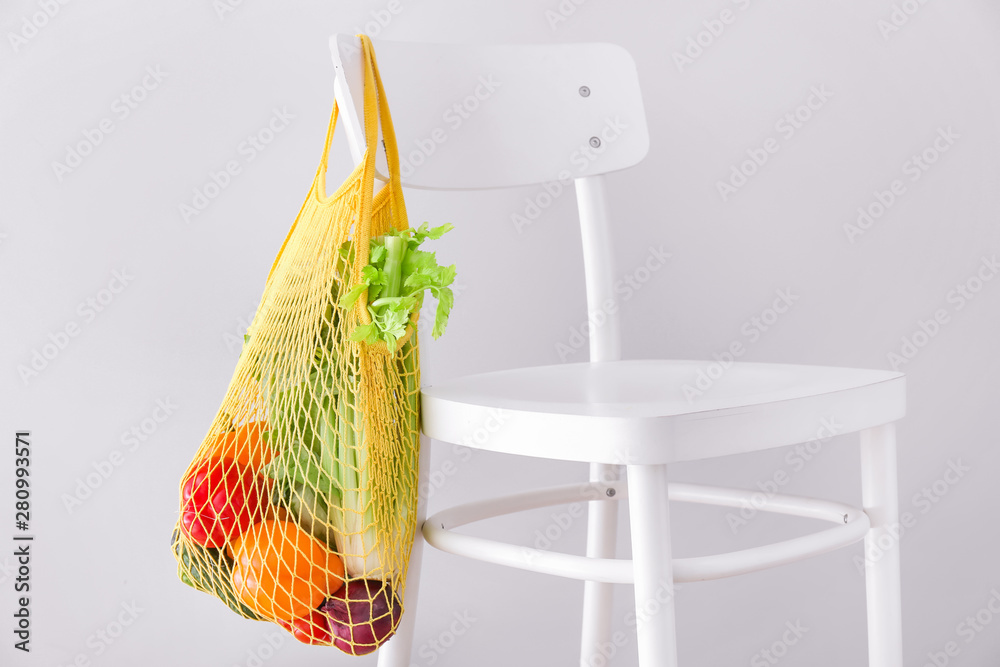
422,481,871,584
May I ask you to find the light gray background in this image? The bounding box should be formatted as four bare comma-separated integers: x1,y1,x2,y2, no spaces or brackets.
2,1,999,666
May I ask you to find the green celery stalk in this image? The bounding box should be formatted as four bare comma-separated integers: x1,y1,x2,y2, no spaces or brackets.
262,227,454,583
381,235,407,300
329,383,383,578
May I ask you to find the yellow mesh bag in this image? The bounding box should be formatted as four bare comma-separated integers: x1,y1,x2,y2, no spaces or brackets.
170,35,440,655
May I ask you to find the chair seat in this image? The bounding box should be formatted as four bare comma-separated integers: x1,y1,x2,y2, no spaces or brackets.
420,359,906,465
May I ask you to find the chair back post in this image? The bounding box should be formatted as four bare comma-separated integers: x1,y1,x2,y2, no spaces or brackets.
575,175,621,363
574,172,623,667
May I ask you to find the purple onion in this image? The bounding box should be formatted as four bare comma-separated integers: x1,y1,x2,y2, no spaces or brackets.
321,579,402,656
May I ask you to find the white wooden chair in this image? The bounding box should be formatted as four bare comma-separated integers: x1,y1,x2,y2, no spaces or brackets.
329,34,905,667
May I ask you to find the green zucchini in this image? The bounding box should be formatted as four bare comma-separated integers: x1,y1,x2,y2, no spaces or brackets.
170,529,265,621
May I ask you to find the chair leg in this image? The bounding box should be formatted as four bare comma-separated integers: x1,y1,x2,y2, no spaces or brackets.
627,464,679,667
860,424,903,667
580,463,621,667
377,434,430,667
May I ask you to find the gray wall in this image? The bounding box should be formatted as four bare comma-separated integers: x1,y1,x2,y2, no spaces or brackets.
2,1,999,665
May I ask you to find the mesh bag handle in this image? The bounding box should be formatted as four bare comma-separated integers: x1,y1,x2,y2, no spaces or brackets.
271,35,411,307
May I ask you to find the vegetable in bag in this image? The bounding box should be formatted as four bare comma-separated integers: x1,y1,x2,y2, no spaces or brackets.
171,34,458,656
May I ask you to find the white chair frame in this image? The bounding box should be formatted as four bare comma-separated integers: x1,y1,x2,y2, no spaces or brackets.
329,34,904,667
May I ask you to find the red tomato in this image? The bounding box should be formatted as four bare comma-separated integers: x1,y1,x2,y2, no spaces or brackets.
276,608,334,645
180,456,266,548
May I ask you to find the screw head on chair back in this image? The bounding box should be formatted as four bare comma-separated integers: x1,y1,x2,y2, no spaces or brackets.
329,34,650,190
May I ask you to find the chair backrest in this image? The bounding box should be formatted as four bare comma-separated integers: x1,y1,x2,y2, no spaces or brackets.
329,35,650,362
329,34,649,191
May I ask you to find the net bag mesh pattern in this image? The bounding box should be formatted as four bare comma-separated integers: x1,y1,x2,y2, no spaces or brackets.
171,35,419,654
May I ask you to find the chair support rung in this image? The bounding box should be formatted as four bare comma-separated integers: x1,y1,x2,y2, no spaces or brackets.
422,482,870,584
